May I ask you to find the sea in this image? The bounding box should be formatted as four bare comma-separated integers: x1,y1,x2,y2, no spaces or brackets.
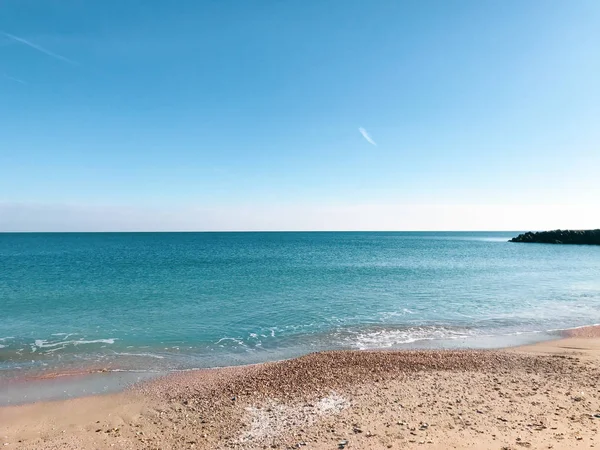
1,232,600,404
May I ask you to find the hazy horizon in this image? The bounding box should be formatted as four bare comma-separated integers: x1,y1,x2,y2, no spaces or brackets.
2,203,599,233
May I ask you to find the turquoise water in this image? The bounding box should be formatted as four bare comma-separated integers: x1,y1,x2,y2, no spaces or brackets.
2,232,600,378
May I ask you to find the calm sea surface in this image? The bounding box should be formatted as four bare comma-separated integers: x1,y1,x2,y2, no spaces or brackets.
2,232,600,379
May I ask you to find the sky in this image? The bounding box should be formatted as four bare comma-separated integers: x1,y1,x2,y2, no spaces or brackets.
1,0,599,231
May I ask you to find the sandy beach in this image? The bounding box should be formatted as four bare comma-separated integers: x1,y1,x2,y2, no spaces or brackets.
2,327,600,450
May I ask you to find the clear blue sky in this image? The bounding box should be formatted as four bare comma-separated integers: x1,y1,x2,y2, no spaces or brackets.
1,0,599,231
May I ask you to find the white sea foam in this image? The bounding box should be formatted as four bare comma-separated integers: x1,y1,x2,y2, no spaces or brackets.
346,326,475,350
75,339,116,345
45,346,68,353
33,338,116,351
215,337,247,347
380,309,416,319
113,352,165,359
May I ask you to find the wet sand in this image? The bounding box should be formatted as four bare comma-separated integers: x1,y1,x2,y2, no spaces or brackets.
2,327,600,449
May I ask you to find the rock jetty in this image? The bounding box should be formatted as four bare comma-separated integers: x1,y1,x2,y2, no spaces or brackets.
509,229,600,245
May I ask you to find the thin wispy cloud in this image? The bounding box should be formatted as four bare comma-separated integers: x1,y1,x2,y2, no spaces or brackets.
2,73,27,84
358,127,377,146
1,31,78,65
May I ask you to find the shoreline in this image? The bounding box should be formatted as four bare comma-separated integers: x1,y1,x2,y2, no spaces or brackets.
2,326,600,449
0,324,594,407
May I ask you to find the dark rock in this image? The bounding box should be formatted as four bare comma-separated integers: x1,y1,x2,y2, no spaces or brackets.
509,229,600,246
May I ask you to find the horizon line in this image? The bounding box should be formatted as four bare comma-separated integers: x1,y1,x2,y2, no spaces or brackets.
0,230,536,234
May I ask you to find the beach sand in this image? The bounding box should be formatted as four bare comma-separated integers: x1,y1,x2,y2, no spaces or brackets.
2,327,600,449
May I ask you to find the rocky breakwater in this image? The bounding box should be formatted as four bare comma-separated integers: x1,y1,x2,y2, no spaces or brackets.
510,229,600,245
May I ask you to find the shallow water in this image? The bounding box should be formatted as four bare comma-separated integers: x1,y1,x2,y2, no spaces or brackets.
2,232,600,380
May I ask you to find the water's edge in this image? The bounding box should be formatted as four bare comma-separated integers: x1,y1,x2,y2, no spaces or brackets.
0,324,584,407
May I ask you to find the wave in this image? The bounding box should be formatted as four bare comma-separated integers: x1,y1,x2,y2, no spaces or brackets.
324,325,476,350
2,320,599,376
215,337,247,347
33,338,116,349
111,352,165,360
0,338,119,357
